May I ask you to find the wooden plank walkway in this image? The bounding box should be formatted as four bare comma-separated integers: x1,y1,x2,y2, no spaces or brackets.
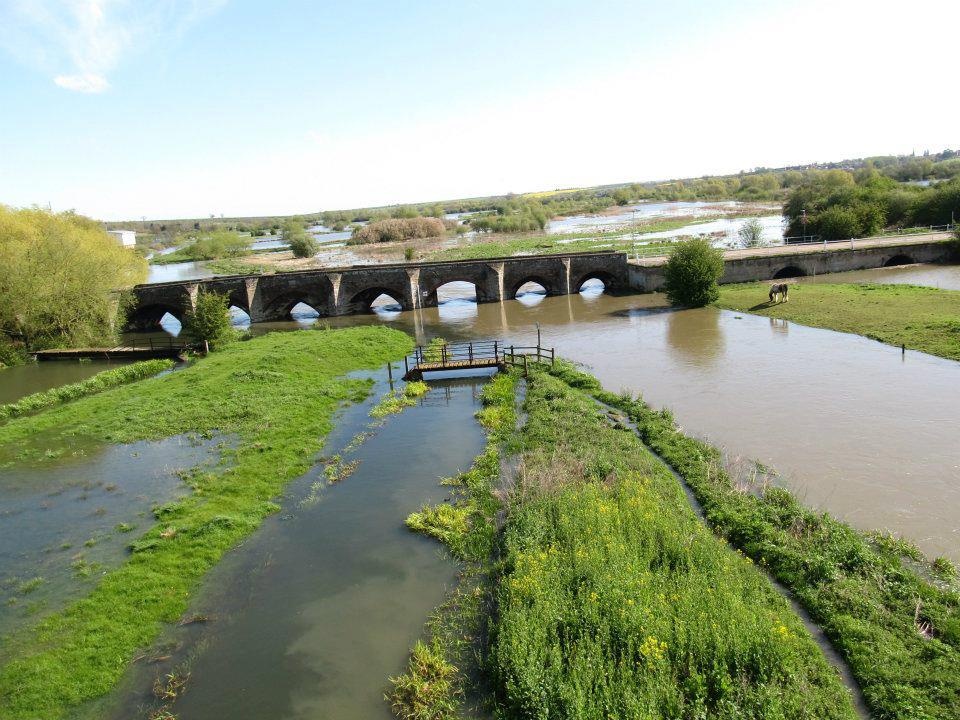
34,340,190,361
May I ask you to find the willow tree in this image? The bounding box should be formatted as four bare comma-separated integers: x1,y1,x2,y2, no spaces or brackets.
0,206,147,353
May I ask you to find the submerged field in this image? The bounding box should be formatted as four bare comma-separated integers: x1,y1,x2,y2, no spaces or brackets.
0,327,413,719
718,282,960,361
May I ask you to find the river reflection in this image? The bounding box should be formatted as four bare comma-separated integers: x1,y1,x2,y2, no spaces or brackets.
217,282,960,561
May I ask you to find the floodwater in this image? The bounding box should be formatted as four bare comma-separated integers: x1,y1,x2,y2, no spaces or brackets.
545,200,777,234
0,435,223,642
99,373,487,720
633,214,785,246
225,272,960,561
147,260,215,284
0,359,134,405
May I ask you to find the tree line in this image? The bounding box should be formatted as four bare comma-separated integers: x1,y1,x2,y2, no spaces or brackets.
0,206,147,364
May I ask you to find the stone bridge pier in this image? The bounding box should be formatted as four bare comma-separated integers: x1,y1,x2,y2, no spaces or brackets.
125,251,629,331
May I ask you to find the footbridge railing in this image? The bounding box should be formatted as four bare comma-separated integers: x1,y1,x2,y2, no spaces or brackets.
401,340,555,380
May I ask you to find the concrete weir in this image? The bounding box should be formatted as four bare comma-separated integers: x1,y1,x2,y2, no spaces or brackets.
127,252,629,330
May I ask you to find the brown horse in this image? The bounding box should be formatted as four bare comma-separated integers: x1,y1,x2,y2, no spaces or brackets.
769,282,789,303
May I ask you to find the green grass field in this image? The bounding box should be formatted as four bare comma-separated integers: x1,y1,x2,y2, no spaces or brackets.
0,327,413,719
718,282,960,361
397,367,858,719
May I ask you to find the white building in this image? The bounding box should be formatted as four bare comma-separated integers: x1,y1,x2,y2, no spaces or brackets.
107,229,137,248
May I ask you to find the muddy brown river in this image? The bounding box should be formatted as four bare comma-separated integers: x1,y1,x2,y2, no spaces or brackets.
264,270,957,562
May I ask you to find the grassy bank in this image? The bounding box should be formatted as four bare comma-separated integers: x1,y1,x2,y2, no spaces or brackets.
396,367,857,718
0,360,174,422
560,364,960,720
718,282,960,361
0,327,413,719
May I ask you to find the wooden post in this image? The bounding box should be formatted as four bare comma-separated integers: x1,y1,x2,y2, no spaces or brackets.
442,343,447,366
404,355,409,375
387,361,393,382
523,354,528,378
469,342,473,363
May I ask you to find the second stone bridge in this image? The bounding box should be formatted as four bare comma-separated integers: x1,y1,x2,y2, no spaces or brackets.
128,251,628,329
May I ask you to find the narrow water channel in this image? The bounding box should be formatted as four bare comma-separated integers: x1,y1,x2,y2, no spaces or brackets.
0,359,135,405
98,373,488,720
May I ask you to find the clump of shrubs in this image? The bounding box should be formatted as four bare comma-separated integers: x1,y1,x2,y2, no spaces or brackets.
349,217,446,244
662,237,724,307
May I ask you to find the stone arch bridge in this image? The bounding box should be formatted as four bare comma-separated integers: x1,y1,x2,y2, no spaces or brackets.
127,251,628,330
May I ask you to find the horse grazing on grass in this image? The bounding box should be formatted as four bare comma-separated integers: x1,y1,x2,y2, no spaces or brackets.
769,282,789,303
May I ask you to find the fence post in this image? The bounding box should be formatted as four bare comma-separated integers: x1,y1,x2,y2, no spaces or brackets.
441,343,447,366
523,354,528,378
469,342,473,363
404,355,409,375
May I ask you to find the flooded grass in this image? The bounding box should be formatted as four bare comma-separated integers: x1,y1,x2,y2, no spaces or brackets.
0,327,413,720
566,363,960,720
398,368,857,719
370,380,430,418
718,282,960,361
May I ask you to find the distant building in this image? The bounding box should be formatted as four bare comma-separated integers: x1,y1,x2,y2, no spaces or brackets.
107,229,136,248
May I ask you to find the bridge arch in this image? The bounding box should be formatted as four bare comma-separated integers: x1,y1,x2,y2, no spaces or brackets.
229,305,252,325
430,278,479,305
509,275,558,300
772,265,807,279
126,303,185,332
883,253,914,267
574,270,618,295
345,286,407,314
260,293,330,322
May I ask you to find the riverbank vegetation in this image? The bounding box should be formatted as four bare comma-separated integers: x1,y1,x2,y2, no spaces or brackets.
0,360,173,422
663,238,724,307
149,229,251,264
784,170,959,240
0,327,413,719
350,217,447,244
395,365,859,718
283,219,318,258
718,282,960,361
182,290,237,348
0,206,147,361
572,363,960,720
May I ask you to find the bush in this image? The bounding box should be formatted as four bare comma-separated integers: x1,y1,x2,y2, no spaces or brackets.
662,238,724,307
817,206,862,240
182,290,235,349
350,217,446,245
737,218,765,247
284,221,318,258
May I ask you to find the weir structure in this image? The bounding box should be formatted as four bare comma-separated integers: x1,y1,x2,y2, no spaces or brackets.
126,252,628,330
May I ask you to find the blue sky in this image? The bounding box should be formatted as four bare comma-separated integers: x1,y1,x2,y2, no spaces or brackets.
0,0,956,220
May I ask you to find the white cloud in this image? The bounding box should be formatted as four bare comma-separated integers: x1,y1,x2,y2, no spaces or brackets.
54,71,109,93
0,0,225,93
